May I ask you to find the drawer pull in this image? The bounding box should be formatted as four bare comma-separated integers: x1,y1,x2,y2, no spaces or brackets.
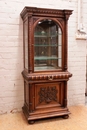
48,76,53,80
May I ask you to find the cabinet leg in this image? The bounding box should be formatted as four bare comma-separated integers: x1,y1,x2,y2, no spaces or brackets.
28,120,35,124
62,115,69,119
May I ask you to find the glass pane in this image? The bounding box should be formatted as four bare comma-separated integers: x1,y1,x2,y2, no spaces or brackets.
24,20,28,70
34,19,62,71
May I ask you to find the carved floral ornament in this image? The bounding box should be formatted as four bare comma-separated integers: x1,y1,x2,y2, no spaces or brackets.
38,86,58,104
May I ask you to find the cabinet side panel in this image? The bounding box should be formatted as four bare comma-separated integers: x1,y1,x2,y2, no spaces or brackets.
24,81,29,109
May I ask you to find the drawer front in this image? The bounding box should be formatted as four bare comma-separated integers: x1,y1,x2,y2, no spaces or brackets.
34,82,64,110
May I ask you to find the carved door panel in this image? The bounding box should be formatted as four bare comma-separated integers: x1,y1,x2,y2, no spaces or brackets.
34,82,64,110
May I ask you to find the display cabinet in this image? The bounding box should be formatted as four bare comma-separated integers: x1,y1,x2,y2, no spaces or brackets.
20,7,72,124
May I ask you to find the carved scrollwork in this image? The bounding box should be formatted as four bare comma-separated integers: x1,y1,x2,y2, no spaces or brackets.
38,86,58,104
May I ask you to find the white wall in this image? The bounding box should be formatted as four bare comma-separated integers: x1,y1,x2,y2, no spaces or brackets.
68,0,87,105
0,0,86,114
82,0,87,96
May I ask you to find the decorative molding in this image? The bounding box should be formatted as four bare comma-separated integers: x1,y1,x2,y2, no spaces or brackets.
63,10,72,20
20,7,73,19
22,70,72,81
76,0,87,40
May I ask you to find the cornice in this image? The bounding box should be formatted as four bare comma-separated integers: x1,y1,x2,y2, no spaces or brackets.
20,6,73,19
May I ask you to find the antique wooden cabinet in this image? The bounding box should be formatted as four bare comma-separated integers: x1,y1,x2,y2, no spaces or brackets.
20,7,72,124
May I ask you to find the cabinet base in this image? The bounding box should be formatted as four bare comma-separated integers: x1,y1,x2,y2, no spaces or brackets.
22,105,70,124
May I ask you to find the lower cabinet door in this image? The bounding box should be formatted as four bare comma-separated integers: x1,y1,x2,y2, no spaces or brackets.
34,82,65,112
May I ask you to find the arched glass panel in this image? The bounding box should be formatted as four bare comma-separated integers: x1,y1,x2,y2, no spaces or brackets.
34,19,62,71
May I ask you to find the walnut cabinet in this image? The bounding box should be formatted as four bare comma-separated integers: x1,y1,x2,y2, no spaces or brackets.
20,7,72,124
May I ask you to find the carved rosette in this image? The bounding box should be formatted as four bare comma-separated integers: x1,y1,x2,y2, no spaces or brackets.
38,86,58,104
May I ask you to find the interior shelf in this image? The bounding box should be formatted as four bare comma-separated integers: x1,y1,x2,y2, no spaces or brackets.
34,44,61,46
34,56,61,60
34,34,61,37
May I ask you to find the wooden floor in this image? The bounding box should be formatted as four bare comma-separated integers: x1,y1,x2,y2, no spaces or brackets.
0,105,87,130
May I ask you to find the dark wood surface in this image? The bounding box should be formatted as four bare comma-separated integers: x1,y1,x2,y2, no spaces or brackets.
20,6,73,124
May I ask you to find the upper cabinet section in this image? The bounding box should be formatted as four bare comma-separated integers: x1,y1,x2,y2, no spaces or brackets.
34,19,62,71
20,7,73,73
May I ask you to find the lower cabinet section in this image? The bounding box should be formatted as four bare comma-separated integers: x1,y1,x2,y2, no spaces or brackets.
23,81,70,124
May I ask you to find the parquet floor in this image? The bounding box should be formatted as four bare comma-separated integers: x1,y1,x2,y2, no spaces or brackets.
0,105,87,130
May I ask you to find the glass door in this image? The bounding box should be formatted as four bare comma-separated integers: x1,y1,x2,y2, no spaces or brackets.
34,19,62,71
